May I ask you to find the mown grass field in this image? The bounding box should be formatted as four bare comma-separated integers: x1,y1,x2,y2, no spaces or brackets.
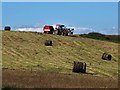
2,30,119,88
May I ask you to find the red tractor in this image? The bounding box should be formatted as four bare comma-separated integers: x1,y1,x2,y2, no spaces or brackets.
43,24,74,36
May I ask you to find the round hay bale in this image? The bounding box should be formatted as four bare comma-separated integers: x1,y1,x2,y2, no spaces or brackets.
4,26,11,31
73,61,86,73
102,53,112,60
45,40,52,46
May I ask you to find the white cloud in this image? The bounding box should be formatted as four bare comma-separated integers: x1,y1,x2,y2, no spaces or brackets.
75,27,93,31
13,26,119,35
15,28,43,32
74,27,93,34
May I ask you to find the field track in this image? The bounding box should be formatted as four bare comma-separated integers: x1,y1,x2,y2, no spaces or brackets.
2,69,118,88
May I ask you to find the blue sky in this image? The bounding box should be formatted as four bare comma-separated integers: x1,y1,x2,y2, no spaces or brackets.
2,2,118,34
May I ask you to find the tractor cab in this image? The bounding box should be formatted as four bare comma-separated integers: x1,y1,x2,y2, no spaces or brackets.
56,24,66,30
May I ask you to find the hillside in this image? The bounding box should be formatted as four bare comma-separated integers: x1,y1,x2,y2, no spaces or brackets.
80,32,120,44
2,31,119,88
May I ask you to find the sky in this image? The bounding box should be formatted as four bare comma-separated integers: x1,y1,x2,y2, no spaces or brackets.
2,2,118,34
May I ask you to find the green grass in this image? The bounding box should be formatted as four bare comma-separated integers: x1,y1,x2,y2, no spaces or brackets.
2,30,119,79
2,84,18,90
80,32,120,44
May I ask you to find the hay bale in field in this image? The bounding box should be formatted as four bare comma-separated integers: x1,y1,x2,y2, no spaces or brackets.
102,53,112,60
4,26,11,31
73,61,86,73
45,40,52,46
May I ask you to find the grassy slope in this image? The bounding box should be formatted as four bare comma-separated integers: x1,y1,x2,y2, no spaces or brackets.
2,31,119,79
80,32,120,44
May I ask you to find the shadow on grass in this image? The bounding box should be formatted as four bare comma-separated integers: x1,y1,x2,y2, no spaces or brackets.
84,72,97,75
72,71,97,76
